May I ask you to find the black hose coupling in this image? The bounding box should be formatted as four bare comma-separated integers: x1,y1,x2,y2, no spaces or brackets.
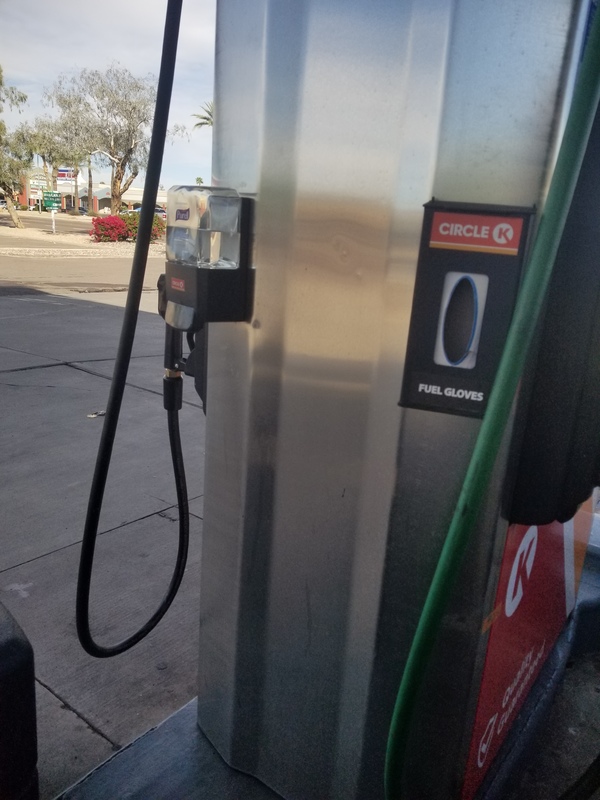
163,371,183,411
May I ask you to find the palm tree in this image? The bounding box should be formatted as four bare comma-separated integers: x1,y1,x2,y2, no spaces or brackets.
192,101,214,130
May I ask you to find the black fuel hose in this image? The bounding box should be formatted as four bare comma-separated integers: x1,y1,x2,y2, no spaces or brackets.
76,0,185,658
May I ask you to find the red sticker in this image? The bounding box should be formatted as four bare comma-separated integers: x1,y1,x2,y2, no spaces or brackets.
171,277,185,292
461,522,566,799
430,212,523,255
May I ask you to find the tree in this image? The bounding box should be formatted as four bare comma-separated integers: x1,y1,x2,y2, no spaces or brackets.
56,126,90,210
87,154,93,212
195,176,204,185
16,117,92,214
192,101,214,130
46,64,157,214
17,118,67,190
0,132,33,227
0,66,28,228
0,66,26,111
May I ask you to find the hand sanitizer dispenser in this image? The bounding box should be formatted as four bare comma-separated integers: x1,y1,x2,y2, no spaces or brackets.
163,186,254,330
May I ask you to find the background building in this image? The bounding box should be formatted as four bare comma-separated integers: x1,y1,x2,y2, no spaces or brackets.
17,168,167,212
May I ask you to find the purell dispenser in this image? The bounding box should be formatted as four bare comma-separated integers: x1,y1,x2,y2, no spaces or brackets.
163,186,253,330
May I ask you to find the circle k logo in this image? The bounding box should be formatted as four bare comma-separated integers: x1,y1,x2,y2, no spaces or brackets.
492,222,514,245
505,526,538,618
477,713,498,768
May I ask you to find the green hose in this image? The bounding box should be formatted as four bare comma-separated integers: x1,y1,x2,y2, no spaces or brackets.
384,13,600,800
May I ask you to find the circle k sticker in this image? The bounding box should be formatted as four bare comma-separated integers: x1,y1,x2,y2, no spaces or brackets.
477,713,498,768
505,526,538,618
492,222,514,244
429,211,524,255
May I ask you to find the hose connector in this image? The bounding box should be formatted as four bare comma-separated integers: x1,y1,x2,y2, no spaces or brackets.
163,373,183,411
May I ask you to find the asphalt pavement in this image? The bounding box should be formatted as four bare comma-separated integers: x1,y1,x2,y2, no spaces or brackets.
0,210,164,311
0,217,205,798
0,210,93,236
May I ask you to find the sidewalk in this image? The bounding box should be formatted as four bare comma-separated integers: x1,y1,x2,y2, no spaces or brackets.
0,221,205,798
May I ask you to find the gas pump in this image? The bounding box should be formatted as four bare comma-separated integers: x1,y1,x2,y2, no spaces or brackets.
70,1,600,799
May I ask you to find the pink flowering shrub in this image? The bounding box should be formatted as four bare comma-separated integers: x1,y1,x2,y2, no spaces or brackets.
90,213,166,243
90,215,128,242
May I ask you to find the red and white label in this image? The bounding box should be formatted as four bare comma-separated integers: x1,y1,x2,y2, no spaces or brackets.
461,521,566,799
170,277,186,292
461,500,594,800
430,212,524,256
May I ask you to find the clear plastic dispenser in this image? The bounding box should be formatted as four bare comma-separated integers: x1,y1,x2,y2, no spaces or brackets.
163,187,253,330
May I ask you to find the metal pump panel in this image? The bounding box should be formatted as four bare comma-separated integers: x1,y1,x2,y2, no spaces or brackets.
197,2,591,799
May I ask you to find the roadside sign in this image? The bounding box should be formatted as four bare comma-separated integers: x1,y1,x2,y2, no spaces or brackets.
43,191,61,210
29,170,47,189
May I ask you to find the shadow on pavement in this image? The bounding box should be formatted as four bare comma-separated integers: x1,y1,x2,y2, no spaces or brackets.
0,288,205,799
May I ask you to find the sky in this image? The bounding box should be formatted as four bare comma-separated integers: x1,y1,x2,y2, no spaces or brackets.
0,0,216,189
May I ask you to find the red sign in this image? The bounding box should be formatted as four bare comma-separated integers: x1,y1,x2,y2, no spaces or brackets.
461,503,593,799
170,277,185,292
430,212,524,256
